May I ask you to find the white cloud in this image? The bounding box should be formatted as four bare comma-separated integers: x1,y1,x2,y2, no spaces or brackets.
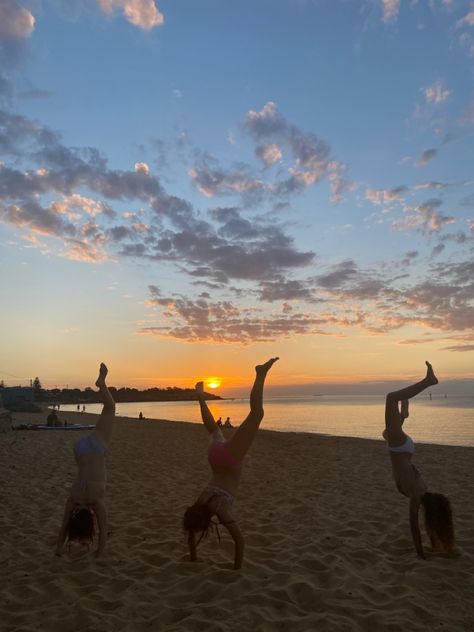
255,143,282,166
456,11,474,28
365,185,407,206
97,0,164,30
0,0,35,40
51,194,114,218
381,0,400,23
422,80,451,104
134,162,149,174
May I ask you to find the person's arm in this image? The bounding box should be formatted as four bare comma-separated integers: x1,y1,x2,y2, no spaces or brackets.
56,498,74,556
93,500,108,558
409,496,425,559
188,531,198,562
218,508,244,569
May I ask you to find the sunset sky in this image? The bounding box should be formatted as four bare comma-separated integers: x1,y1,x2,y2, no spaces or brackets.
1,0,473,394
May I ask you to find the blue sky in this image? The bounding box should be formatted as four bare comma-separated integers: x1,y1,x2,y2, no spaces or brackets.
0,0,473,391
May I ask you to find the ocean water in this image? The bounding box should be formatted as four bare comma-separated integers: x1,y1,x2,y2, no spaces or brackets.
59,395,474,447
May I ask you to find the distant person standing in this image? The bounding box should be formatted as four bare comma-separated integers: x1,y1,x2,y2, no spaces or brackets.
77,404,80,412
224,417,232,428
216,417,222,426
82,405,86,413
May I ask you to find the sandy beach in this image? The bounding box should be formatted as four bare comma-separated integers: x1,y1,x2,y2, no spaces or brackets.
1,410,473,632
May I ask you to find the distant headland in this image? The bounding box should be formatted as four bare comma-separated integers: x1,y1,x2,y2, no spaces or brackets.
0,384,221,408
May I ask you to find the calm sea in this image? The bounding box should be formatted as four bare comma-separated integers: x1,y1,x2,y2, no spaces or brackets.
59,395,474,447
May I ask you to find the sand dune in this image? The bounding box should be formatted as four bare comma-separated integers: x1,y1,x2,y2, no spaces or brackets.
1,411,473,631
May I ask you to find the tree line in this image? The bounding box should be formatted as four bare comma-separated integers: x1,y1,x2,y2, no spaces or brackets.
33,385,222,403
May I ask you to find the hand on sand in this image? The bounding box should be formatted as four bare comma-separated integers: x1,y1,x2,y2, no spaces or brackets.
195,381,204,394
425,361,438,386
256,357,279,375
95,363,108,388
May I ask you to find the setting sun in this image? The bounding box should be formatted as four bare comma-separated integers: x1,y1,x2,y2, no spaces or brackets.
206,380,221,389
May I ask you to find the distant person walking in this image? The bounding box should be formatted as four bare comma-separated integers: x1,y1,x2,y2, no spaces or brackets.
383,361,454,558
183,357,278,569
56,363,114,558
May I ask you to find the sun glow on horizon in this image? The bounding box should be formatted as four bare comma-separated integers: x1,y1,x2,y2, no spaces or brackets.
206,380,221,389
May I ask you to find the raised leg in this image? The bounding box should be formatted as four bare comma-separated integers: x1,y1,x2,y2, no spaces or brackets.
226,358,279,460
195,381,218,435
94,363,115,446
400,399,409,423
385,362,437,445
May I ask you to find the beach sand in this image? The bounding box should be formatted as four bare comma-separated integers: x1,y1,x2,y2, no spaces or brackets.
1,410,473,631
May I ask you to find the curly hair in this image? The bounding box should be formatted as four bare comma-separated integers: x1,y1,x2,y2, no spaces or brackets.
183,503,217,544
421,492,454,551
67,507,96,545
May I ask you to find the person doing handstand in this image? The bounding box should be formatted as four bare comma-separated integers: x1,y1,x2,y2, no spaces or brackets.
183,357,279,569
383,361,454,558
56,363,115,558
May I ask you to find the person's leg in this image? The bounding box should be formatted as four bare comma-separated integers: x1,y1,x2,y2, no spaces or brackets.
94,363,115,446
226,357,279,460
400,399,409,423
195,382,218,434
385,362,437,445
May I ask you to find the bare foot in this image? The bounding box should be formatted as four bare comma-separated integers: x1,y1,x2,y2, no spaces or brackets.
95,363,108,388
425,361,438,386
195,381,204,394
400,399,409,421
256,357,279,375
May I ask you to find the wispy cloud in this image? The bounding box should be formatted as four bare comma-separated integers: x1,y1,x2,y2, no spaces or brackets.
244,101,352,202
415,148,437,167
456,10,474,28
392,198,455,234
255,143,282,166
0,1,35,41
422,80,451,105
381,0,400,24
365,185,407,206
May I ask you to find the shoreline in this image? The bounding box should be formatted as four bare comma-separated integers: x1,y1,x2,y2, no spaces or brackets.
12,406,474,449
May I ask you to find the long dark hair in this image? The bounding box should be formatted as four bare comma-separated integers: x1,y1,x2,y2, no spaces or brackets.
67,507,95,545
183,503,217,544
421,492,454,551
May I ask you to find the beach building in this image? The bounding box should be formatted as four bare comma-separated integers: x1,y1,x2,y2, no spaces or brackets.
0,392,12,432
1,386,36,410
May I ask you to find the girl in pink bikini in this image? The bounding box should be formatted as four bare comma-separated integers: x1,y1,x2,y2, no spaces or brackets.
183,357,279,569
